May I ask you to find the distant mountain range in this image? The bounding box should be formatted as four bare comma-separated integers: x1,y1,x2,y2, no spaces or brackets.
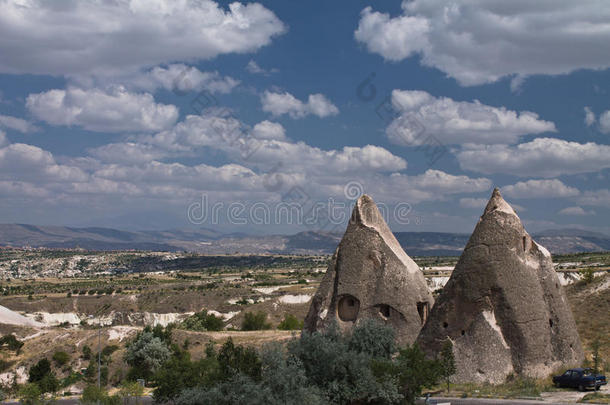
0,224,609,256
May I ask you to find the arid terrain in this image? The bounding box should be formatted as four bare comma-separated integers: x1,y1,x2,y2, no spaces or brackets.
0,249,608,401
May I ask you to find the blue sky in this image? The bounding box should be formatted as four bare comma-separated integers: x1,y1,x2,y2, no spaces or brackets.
0,0,609,235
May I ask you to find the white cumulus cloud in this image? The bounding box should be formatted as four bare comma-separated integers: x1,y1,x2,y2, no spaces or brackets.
599,110,610,134
558,206,595,216
501,179,580,199
355,1,610,86
584,106,596,127
0,114,38,133
387,90,555,145
252,121,286,141
26,86,178,133
128,64,240,94
0,0,286,77
261,91,339,119
577,189,610,207
457,138,610,177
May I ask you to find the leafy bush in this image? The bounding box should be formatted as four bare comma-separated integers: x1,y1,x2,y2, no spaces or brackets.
17,383,42,405
580,268,595,284
153,348,219,403
0,334,24,353
277,314,304,331
217,338,262,381
347,319,395,358
371,344,442,404
52,351,70,367
28,359,51,384
82,345,92,360
159,320,451,405
439,339,456,392
288,324,402,404
101,345,119,363
118,381,144,403
241,311,271,331
181,310,224,331
80,385,120,405
124,331,171,381
176,374,267,405
28,358,59,394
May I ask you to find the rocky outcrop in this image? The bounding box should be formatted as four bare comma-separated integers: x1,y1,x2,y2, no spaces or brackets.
304,195,433,345
416,189,583,383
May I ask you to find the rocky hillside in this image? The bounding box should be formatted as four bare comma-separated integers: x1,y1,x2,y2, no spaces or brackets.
0,224,608,255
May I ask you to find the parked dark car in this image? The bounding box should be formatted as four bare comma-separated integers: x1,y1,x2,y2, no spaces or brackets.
552,368,607,391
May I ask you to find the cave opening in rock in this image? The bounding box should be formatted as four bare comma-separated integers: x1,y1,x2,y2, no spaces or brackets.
417,301,429,325
378,304,390,319
337,295,359,322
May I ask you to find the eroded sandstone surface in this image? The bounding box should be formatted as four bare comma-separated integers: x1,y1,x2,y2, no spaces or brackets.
304,194,434,345
416,188,583,383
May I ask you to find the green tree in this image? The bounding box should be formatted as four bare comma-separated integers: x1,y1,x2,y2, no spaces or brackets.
289,324,402,404
0,334,24,354
241,311,271,331
348,318,396,359
38,373,59,394
28,359,51,384
439,340,456,393
17,383,42,405
152,349,219,403
118,381,144,405
217,338,262,381
82,345,92,360
80,385,120,405
181,310,224,331
124,331,171,381
393,344,441,404
591,337,602,374
52,351,70,367
277,314,304,331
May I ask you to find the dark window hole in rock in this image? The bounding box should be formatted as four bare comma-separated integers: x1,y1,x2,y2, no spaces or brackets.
337,295,359,322
417,301,429,325
378,304,390,319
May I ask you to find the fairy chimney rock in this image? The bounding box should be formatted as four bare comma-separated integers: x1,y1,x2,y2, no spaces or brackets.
416,188,583,383
304,194,434,345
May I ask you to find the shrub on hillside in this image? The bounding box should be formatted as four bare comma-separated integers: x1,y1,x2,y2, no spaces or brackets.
347,319,396,358
157,320,450,405
28,358,59,394
241,311,271,331
277,314,304,331
0,334,24,353
124,331,171,381
288,323,402,404
52,351,70,367
80,385,120,405
181,310,224,331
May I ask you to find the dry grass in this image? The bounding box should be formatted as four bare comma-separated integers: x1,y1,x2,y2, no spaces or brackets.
566,273,610,368
579,392,610,403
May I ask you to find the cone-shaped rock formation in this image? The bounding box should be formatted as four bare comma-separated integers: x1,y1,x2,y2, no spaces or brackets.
304,194,434,345
416,188,583,383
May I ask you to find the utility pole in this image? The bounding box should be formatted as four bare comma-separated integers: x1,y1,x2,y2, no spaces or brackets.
90,303,110,405
97,321,101,405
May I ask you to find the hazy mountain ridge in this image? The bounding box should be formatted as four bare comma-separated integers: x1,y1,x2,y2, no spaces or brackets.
0,224,608,255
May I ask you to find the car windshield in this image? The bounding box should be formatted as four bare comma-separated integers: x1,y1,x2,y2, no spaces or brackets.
583,370,593,376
